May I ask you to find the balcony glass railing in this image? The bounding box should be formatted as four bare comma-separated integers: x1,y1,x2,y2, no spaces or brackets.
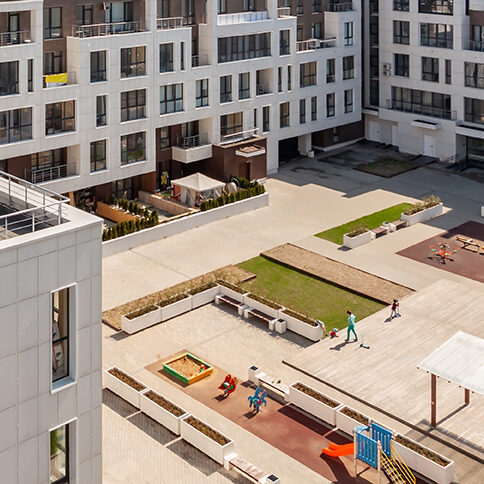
217,11,269,25
192,54,210,67
176,133,209,148
72,20,146,38
218,128,258,145
387,99,456,120
277,7,291,17
296,38,336,51
465,40,484,52
325,2,353,12
0,30,31,46
157,17,183,29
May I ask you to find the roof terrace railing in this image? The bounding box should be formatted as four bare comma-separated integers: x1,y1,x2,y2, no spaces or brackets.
218,128,259,145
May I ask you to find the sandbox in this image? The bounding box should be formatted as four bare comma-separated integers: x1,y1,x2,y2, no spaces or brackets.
163,352,213,385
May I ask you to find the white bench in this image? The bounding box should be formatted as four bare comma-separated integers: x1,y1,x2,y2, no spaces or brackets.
224,453,280,483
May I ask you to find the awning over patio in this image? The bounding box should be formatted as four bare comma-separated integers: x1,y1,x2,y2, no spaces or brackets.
171,173,225,206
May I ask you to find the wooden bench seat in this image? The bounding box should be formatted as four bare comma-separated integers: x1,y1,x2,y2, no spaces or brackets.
245,308,275,324
229,455,266,482
371,226,388,238
216,294,243,307
392,219,407,230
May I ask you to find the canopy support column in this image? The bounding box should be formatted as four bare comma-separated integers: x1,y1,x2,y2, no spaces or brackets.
465,388,470,405
431,374,437,427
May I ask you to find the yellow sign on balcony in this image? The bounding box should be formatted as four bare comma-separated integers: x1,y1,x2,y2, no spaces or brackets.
45,73,67,84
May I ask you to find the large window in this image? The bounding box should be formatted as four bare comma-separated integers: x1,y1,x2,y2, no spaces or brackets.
76,4,93,25
196,79,209,107
465,62,484,89
419,0,453,15
343,56,354,80
0,61,19,96
50,424,69,484
44,7,62,39
220,75,232,103
299,99,306,124
326,93,335,117
311,96,317,121
218,0,227,13
46,101,75,135
345,89,353,113
244,0,255,11
44,51,63,75
312,23,321,40
300,62,316,87
394,21,410,45
121,89,146,122
159,126,170,149
445,59,451,84
160,83,183,114
52,287,70,383
90,140,106,172
392,86,452,119
279,102,290,128
105,1,133,23
121,132,146,164
393,0,409,11
0,108,32,145
120,46,146,78
344,22,353,46
280,30,290,55
96,95,106,127
394,54,409,77
327,59,335,83
422,57,439,82
262,106,270,132
220,112,242,136
312,0,321,13
465,98,484,125
218,33,271,63
239,72,250,100
160,43,174,73
90,51,106,83
420,23,453,48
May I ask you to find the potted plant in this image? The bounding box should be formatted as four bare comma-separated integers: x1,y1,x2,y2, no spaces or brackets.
104,367,146,408
401,195,443,226
343,224,372,249
278,308,323,341
289,382,342,426
217,280,248,303
243,292,282,319
335,406,370,436
180,415,235,465
158,293,192,321
121,304,162,334
140,389,188,435
188,282,221,309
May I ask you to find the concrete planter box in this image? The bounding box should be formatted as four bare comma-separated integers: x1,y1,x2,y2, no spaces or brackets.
275,319,286,334
335,406,370,437
96,201,138,223
243,295,281,319
278,310,323,341
393,435,454,484
160,296,192,321
139,389,188,435
181,416,235,465
121,306,162,334
289,383,342,427
190,286,221,310
103,367,146,409
219,284,247,303
401,203,443,226
343,231,373,249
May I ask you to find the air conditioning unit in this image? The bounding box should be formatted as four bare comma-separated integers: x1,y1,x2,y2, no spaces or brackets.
382,63,392,76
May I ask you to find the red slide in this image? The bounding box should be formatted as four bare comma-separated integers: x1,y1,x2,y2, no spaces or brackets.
322,443,354,457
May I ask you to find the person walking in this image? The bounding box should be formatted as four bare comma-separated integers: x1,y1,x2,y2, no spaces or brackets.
345,310,357,342
390,299,400,319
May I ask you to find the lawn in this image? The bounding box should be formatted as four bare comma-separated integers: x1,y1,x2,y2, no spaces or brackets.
238,257,385,331
356,157,418,178
315,202,413,245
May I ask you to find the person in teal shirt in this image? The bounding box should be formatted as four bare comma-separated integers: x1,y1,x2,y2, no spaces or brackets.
345,310,357,342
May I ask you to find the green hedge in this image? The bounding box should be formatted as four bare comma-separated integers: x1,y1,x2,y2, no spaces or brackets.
200,184,265,212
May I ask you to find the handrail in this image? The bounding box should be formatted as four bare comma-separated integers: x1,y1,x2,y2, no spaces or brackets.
387,99,456,121
217,11,269,25
218,128,258,145
25,164,69,184
390,443,416,484
277,7,291,17
176,133,208,148
325,2,353,12
0,30,30,46
156,17,183,29
72,20,146,38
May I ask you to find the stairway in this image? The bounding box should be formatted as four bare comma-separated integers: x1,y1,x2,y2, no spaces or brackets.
380,444,416,484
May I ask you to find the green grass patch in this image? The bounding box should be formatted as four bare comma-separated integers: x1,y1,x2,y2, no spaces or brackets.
237,257,385,331
356,157,418,178
315,203,413,245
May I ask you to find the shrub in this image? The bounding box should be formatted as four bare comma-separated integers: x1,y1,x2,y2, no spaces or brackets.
125,304,159,320
283,308,318,327
346,223,369,238
404,194,441,215
157,293,189,308
216,279,246,294
152,209,159,224
247,292,282,310
187,281,218,295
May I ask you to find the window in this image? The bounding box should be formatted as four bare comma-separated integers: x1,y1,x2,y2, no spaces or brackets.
180,42,185,70
312,0,321,13
217,33,271,63
326,93,335,117
345,89,353,113
300,62,317,87
50,424,69,484
296,0,303,14
311,96,317,121
419,0,453,15
287,66,292,91
262,106,270,132
218,0,227,14
395,54,409,77
90,51,106,82
343,56,354,80
0,108,32,145
28,59,33,92
299,99,306,124
327,59,335,83
0,61,18,96
44,7,62,39
278,67,282,93
160,43,174,73
244,0,255,11
220,75,232,103
312,23,321,40
370,79,379,106
280,30,290,55
52,287,70,382
392,86,452,119
120,46,146,78
465,98,484,124
46,101,75,135
158,0,170,17
393,0,409,11
445,60,451,84
422,57,439,82
196,79,209,107
159,126,170,149
44,51,63,75
253,108,257,128
239,73,250,100
280,102,290,128
90,139,106,172
420,23,453,48
344,22,353,46
96,95,106,126
220,112,243,136
121,89,146,122
105,1,133,23
465,62,484,89
76,4,93,25
160,83,183,114
393,21,409,45
112,177,133,198
31,149,64,175
297,25,303,42
121,132,146,164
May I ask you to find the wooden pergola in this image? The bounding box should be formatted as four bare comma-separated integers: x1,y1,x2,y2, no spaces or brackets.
417,331,484,428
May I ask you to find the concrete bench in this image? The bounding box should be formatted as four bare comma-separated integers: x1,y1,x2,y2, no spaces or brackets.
391,219,407,230
225,454,280,483
256,372,290,396
244,308,275,324
215,294,244,308
371,226,388,238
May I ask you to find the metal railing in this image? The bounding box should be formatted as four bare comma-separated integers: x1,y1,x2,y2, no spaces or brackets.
25,164,70,184
43,72,77,88
0,30,31,46
0,170,69,240
277,7,291,17
176,133,209,149
72,20,146,38
325,2,353,12
217,11,269,25
192,54,210,67
464,40,484,52
296,38,336,51
157,17,183,29
218,128,258,145
387,99,456,120
256,84,271,95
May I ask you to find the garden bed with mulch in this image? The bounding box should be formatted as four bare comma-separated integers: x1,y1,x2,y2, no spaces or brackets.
341,407,369,425
395,435,449,466
355,157,419,178
185,416,229,445
108,368,146,391
294,383,339,408
144,390,185,417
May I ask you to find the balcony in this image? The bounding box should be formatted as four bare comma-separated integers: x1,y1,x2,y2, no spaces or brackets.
256,84,272,95
464,40,484,52
277,7,291,17
157,17,183,29
171,134,212,163
192,54,210,67
217,11,269,25
296,38,336,51
386,99,456,121
0,30,31,46
72,20,146,38
43,72,77,88
24,164,77,184
325,2,353,12
217,128,259,145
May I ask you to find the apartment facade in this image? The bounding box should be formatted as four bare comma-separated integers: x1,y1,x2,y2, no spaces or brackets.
0,0,362,207
364,0,484,168
0,171,102,483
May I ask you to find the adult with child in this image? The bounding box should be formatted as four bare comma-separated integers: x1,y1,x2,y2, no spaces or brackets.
345,310,358,342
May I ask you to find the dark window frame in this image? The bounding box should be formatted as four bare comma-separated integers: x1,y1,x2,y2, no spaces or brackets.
120,46,146,78
160,83,183,114
0,108,32,145
45,101,75,135
394,53,410,77
344,89,353,113
220,75,232,103
393,20,410,45
326,93,335,117
300,61,317,87
343,56,355,80
96,95,106,127
217,33,271,63
422,57,439,82
121,131,146,165
299,99,306,124
262,105,270,132
420,23,453,48
465,62,484,89
50,424,69,484
90,51,106,83
0,61,19,96
239,72,250,100
196,79,209,107
159,43,174,73
419,0,453,15
220,112,243,136
90,139,106,172
44,7,62,39
121,89,146,122
311,96,317,121
279,102,290,128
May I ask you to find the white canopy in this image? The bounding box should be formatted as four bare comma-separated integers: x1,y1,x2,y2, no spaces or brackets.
418,331,484,395
171,173,225,206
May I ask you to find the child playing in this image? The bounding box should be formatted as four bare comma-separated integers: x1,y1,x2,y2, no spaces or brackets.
390,299,400,319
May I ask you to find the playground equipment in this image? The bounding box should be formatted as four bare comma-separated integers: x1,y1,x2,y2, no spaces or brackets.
322,442,354,457
428,242,459,264
248,386,267,414
218,374,237,397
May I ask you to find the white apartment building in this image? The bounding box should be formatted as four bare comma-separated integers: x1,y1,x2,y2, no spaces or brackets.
364,0,484,168
0,0,362,207
0,171,102,483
